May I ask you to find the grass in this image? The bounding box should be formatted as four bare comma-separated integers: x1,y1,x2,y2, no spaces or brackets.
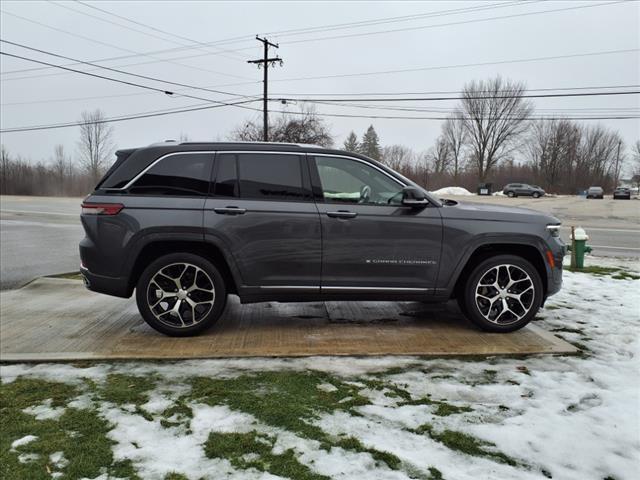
0,378,139,480
204,431,330,480
412,423,519,467
97,373,157,406
183,371,425,475
567,265,640,280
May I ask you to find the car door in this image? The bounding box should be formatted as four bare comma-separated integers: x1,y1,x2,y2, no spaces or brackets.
309,154,442,292
203,151,321,293
517,184,529,196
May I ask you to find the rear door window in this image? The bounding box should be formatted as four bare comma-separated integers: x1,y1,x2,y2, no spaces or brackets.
210,153,309,201
129,153,212,196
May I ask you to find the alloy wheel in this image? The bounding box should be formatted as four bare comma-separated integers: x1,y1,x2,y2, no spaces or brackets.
474,264,535,325
146,262,215,328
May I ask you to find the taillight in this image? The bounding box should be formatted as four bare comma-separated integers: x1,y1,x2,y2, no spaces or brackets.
81,202,124,215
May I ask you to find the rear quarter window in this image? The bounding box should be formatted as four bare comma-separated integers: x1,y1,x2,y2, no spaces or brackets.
128,153,212,196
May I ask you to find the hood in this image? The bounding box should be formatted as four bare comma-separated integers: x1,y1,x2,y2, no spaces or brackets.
440,200,560,225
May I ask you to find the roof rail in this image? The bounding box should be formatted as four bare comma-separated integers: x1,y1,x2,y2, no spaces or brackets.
147,140,178,147
178,141,325,148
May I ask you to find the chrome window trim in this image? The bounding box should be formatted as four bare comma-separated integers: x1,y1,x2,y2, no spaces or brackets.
311,153,407,189
107,151,216,191
106,149,402,193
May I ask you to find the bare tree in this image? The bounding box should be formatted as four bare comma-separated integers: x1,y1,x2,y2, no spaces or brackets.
577,125,623,188
527,119,580,192
0,145,10,194
77,109,115,184
427,136,452,175
631,140,640,190
457,76,533,181
441,116,467,184
231,105,333,147
51,145,69,195
381,144,414,171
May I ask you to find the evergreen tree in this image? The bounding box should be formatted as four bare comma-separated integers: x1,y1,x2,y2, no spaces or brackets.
360,125,381,160
343,131,359,152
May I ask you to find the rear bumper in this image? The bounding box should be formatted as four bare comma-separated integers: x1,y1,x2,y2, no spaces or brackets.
80,265,131,298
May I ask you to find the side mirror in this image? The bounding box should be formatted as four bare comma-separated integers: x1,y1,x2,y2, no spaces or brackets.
401,187,429,208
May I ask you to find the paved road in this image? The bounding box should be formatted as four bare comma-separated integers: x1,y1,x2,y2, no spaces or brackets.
1,196,83,290
1,194,638,290
445,195,640,258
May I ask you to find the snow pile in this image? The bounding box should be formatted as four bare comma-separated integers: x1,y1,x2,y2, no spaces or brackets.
431,186,474,196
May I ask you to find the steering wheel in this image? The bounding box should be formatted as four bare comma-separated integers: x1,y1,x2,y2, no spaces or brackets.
359,184,371,203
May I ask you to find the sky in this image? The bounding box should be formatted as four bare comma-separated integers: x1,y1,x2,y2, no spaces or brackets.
0,0,639,170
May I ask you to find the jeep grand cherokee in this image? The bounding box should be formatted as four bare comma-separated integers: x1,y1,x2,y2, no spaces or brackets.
80,142,564,336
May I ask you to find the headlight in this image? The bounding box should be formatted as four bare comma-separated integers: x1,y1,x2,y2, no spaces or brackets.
546,224,561,237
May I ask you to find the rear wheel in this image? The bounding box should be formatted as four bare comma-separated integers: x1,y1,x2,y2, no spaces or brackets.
458,254,543,332
507,191,516,198
135,253,227,336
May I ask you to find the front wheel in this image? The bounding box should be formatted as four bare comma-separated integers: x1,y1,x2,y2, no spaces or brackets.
532,192,541,198
135,253,227,336
458,255,543,332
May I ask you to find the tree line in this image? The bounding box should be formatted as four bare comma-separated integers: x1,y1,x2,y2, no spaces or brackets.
1,76,638,197
1,110,115,196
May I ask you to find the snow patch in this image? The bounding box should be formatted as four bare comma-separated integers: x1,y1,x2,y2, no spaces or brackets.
316,382,338,393
18,453,40,463
23,398,65,420
431,186,474,196
49,451,69,469
11,434,38,449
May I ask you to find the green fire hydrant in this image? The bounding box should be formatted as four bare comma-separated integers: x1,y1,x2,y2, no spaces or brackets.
569,226,592,269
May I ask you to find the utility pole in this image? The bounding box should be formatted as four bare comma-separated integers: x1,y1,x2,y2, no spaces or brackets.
247,36,282,142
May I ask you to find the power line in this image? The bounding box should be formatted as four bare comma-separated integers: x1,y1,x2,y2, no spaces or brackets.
306,100,640,115
274,90,640,103
0,51,262,114
5,83,638,108
0,99,259,133
73,0,247,61
0,39,255,100
3,99,638,134
0,9,253,80
271,107,640,121
264,1,534,38
271,84,640,97
269,48,640,83
0,0,530,77
281,1,627,45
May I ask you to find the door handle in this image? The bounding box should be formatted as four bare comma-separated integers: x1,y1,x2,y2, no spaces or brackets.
213,207,246,215
326,210,357,219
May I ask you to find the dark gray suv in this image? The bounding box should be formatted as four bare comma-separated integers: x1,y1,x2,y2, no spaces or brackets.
80,142,564,336
503,183,545,198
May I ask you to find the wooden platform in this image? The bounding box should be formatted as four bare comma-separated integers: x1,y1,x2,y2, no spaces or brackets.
0,278,577,361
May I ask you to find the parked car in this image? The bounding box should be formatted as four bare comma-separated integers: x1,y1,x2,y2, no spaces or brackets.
613,186,631,200
586,186,604,199
80,142,564,336
502,183,545,198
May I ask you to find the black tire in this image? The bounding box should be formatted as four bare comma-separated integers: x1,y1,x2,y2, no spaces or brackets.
135,253,227,336
457,254,543,333
507,191,516,198
532,192,541,198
